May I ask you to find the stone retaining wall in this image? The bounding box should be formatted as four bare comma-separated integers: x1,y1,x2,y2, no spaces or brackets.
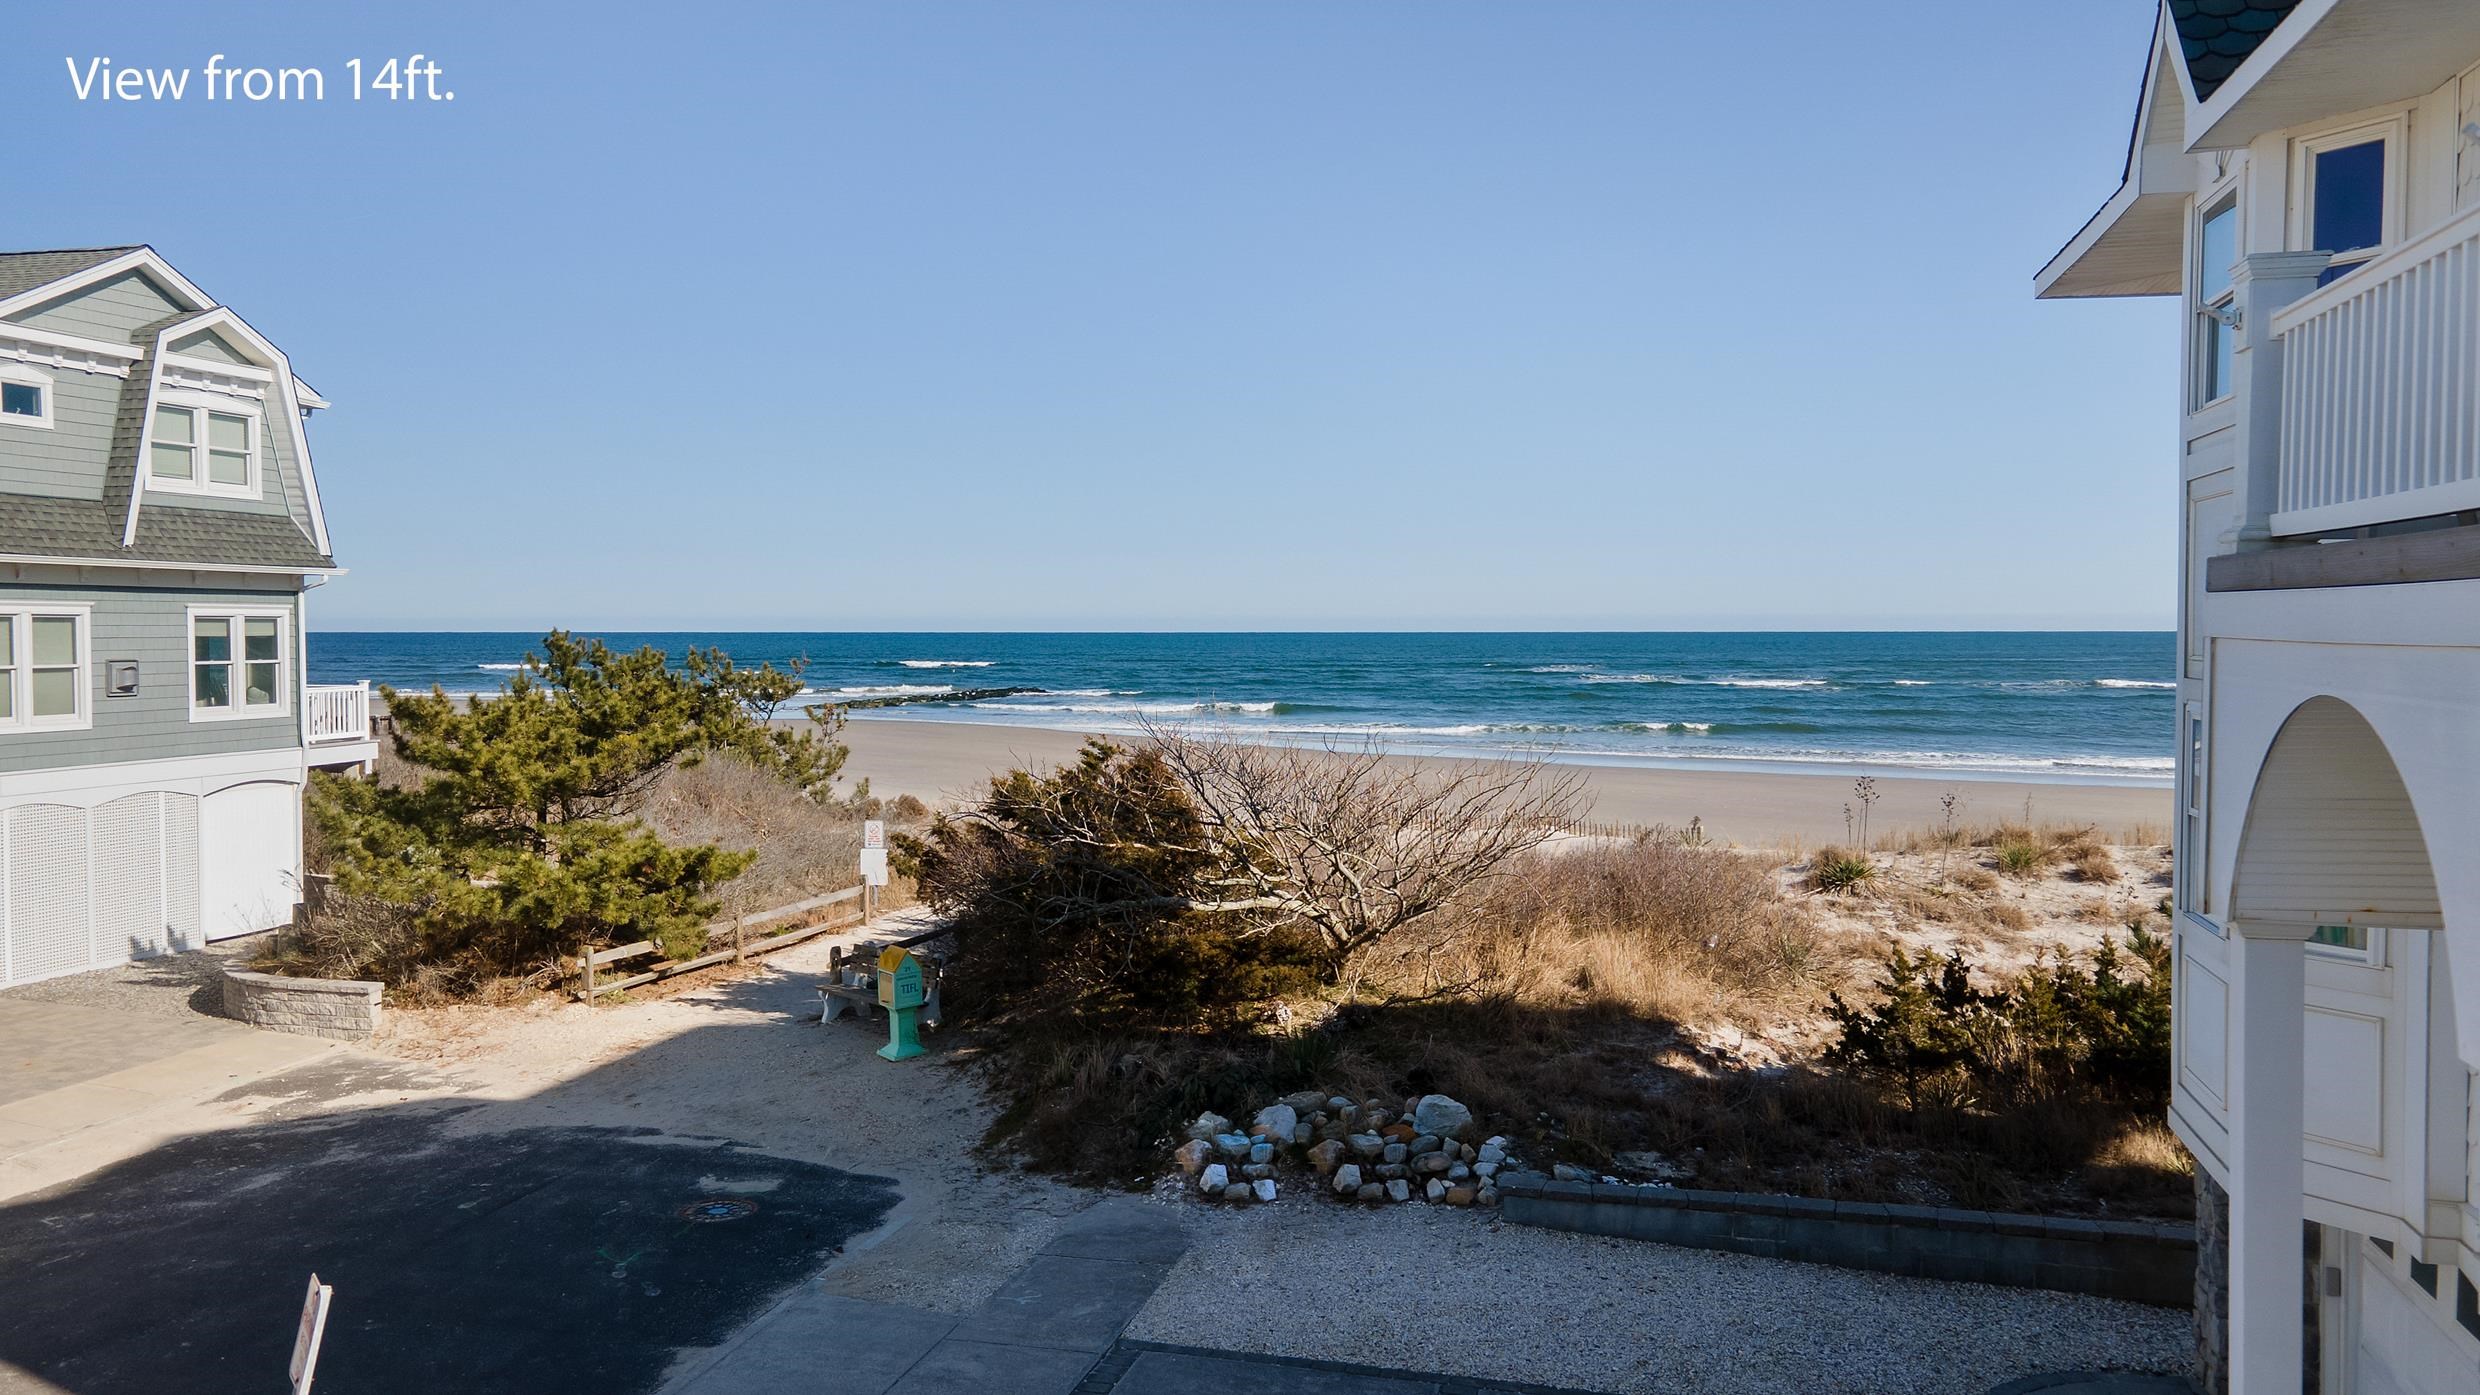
221,969,383,1041
1499,1173,2193,1307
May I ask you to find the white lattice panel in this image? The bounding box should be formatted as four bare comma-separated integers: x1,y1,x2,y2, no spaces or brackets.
6,804,92,985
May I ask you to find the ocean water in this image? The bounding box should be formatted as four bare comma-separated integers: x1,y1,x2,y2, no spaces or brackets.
308,632,2176,786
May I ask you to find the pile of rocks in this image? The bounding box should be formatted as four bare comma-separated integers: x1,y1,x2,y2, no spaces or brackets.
1169,1091,1517,1207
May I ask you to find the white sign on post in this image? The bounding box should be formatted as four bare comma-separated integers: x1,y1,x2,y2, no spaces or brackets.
290,1273,333,1395
862,820,886,850
859,846,890,887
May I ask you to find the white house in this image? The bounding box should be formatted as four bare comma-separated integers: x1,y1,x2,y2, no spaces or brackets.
0,246,377,987
2039,3,2480,1391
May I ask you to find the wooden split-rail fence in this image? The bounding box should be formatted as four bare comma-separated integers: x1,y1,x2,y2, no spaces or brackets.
576,884,870,1001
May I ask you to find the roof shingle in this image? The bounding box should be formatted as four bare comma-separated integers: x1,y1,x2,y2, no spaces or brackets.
0,247,143,303
2169,0,2305,101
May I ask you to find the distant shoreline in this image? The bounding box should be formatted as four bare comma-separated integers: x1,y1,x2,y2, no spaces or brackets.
825,716,2173,849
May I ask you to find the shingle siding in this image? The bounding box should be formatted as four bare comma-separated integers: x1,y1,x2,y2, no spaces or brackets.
166,329,249,366
15,271,188,345
0,583,303,775
0,364,121,500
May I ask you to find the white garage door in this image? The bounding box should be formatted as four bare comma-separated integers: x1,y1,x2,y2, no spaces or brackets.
5,803,92,986
200,781,301,942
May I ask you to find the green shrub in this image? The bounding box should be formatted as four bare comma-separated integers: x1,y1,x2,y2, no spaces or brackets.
1994,840,2051,877
1825,928,2172,1113
902,740,1322,1027
1809,847,1876,892
307,631,842,986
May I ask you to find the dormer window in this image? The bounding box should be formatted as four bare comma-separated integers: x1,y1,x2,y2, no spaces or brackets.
148,392,259,498
0,364,52,429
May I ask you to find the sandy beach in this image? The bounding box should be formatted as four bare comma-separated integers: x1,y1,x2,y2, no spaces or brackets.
835,716,2171,848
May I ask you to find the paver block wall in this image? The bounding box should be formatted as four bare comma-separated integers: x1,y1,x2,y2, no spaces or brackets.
1498,1173,2194,1307
221,968,382,1041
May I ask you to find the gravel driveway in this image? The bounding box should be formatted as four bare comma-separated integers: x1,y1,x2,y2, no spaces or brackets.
1125,1199,2189,1395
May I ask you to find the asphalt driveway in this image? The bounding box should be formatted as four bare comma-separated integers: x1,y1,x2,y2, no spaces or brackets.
0,1056,900,1395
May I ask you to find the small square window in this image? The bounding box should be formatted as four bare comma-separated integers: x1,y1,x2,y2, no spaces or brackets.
0,382,39,418
2312,140,2385,257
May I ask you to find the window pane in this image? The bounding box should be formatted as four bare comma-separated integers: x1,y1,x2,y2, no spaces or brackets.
150,442,194,480
195,662,230,708
0,614,11,659
208,449,249,485
2312,141,2385,256
207,413,247,451
32,616,74,666
153,406,193,444
1,382,38,417
2310,924,2368,951
194,617,230,662
31,667,75,717
2203,315,2235,402
2199,203,2237,302
0,675,11,719
244,618,278,660
246,661,279,706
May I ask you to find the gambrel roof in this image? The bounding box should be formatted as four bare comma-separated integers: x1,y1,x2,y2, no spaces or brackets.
0,246,337,573
2168,1,2305,100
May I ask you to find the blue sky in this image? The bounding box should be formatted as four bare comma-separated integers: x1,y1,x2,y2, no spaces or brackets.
5,3,2175,631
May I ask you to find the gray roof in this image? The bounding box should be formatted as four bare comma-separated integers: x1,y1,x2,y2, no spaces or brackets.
0,246,333,573
0,246,142,303
0,495,333,571
2169,1,2304,101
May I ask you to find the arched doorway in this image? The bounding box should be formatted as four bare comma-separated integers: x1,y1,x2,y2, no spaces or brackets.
2221,697,2461,1393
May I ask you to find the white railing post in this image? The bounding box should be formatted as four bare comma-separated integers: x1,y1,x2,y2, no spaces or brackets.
2226,251,2331,552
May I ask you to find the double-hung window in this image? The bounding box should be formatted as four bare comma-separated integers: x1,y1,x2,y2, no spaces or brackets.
2295,123,2397,286
0,606,91,732
190,608,287,718
0,364,53,429
2196,199,2239,406
2180,703,2209,919
149,392,259,497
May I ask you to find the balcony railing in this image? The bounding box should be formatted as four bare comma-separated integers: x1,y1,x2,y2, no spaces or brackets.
2272,205,2480,536
305,681,372,745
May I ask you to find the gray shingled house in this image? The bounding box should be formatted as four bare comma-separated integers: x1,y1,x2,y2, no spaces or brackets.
0,245,375,987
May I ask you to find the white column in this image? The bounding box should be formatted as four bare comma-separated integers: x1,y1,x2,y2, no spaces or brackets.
2226,924,2308,1392
2224,251,2330,551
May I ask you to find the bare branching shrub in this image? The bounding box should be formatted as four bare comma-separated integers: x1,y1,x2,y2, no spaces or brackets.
1144,729,1590,980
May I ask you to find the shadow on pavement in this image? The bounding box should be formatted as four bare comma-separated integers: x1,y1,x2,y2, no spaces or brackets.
0,1007,903,1395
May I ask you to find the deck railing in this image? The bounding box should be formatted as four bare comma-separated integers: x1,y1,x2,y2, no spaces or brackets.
305,681,372,745
2272,205,2480,536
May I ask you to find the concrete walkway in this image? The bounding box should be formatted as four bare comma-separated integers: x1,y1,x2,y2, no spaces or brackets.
665,1196,1193,1395
667,1196,1618,1395
0,995,334,1201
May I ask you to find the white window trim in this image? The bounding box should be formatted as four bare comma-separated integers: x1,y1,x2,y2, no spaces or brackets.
2288,114,2408,275
2306,924,2385,964
0,603,94,734
0,361,54,431
185,605,291,723
2179,699,2216,930
2193,192,2242,409
147,389,263,500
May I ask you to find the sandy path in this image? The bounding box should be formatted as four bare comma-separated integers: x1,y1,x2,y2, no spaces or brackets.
836,716,2171,848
